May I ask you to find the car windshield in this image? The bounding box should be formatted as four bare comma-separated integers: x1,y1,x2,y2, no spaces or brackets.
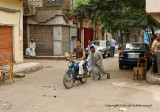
93,41,106,47
94,42,100,46
124,43,147,50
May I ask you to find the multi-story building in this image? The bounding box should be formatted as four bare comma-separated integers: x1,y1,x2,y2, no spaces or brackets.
0,0,23,64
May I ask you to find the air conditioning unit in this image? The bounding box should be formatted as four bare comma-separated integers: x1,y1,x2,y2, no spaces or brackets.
23,7,36,16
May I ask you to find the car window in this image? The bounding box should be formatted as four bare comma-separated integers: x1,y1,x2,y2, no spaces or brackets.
124,44,147,50
106,41,111,46
101,41,106,47
94,42,106,47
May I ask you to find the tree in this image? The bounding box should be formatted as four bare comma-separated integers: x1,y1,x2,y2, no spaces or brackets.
71,0,160,36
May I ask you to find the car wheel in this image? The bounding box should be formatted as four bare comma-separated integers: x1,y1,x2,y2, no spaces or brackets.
103,51,106,58
108,53,110,57
119,64,123,69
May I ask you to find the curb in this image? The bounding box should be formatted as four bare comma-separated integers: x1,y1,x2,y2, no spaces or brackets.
14,63,43,74
24,56,68,60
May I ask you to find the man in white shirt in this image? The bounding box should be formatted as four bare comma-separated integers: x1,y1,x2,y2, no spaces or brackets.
87,39,97,77
109,39,116,57
26,39,36,57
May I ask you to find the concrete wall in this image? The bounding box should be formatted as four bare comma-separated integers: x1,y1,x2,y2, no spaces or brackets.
146,0,160,13
146,0,160,23
0,0,23,63
27,15,71,56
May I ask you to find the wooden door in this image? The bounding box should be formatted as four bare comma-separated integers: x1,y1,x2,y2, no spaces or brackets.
30,25,53,56
0,26,13,65
84,28,93,48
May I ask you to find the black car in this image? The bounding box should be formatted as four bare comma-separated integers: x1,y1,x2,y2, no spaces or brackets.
119,43,152,69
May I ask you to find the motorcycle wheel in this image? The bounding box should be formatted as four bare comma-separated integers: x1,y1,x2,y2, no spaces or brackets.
80,68,88,84
63,73,74,89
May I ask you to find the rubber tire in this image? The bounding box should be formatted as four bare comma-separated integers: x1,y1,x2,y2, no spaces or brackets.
103,51,106,58
108,53,111,57
63,73,74,89
80,68,88,84
119,64,123,69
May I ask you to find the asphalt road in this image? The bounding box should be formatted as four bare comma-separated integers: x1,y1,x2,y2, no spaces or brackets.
0,56,160,112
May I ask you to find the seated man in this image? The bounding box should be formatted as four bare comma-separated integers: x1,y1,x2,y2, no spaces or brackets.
87,46,110,80
26,39,36,57
67,41,85,78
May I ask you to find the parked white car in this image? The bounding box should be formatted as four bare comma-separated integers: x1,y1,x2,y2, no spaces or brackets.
85,40,118,58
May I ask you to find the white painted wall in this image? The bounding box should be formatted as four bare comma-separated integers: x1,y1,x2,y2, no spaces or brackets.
0,0,23,63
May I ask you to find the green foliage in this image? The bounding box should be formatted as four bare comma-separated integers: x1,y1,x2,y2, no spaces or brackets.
71,0,160,32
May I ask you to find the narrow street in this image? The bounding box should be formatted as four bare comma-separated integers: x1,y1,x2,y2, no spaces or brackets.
0,56,160,112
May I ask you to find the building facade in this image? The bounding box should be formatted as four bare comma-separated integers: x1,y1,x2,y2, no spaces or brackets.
23,0,77,56
0,0,23,64
121,29,144,43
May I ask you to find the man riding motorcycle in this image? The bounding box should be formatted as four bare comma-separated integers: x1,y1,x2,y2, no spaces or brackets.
67,41,86,78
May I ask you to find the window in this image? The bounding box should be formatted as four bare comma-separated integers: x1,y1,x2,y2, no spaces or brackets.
45,0,61,6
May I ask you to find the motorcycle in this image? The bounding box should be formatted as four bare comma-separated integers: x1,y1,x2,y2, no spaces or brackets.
63,59,88,89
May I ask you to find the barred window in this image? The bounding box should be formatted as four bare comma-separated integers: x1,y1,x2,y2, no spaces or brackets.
45,0,61,6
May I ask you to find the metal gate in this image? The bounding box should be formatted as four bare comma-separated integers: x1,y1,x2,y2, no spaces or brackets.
30,25,53,56
0,26,13,65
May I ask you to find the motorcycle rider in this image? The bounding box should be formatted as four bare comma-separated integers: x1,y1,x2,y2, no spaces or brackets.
67,41,86,78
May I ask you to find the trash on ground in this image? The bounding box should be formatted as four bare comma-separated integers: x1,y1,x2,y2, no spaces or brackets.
120,108,127,111
3,104,7,106
38,104,42,106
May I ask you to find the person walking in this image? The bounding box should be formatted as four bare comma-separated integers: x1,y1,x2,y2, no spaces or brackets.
109,39,116,57
151,34,160,74
87,39,97,77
